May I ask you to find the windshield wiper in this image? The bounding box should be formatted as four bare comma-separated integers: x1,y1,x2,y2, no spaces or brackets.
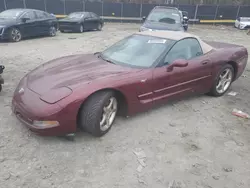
97,53,115,64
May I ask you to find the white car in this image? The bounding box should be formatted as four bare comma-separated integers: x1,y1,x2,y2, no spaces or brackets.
235,17,250,30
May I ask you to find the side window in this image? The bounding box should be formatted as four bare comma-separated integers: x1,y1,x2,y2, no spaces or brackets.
21,11,36,20
35,11,46,19
85,12,91,19
164,38,203,65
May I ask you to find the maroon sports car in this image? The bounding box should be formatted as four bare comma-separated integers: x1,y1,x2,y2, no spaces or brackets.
12,31,248,137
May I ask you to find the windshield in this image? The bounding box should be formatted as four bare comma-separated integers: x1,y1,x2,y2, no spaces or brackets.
67,13,84,19
147,9,181,24
100,34,175,68
241,17,250,22
0,10,24,19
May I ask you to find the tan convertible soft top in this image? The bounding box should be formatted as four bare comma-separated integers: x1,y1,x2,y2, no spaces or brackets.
136,30,214,54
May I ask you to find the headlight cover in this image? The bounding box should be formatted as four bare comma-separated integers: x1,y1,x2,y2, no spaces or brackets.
40,87,72,104
33,120,59,128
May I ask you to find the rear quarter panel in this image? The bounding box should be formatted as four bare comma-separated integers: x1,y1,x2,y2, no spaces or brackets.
205,41,248,81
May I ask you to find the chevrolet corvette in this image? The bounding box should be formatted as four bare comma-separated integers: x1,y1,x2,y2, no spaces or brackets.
12,31,248,137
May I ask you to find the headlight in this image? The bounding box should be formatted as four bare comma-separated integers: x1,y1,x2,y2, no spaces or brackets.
33,120,59,128
139,26,152,32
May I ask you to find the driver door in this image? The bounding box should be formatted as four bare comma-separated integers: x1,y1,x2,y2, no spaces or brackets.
152,38,213,105
19,11,38,37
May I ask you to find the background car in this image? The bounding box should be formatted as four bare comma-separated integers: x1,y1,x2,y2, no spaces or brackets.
180,11,189,31
12,31,248,138
235,17,250,30
139,6,184,32
0,8,58,42
58,12,104,33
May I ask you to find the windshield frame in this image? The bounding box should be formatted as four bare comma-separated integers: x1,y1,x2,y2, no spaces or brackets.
0,9,25,20
100,34,176,69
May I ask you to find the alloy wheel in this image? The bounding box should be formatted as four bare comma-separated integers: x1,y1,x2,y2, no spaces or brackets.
216,68,233,94
11,28,21,42
100,97,118,132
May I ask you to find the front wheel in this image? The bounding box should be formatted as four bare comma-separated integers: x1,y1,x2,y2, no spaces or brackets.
9,28,22,42
209,64,234,97
79,91,118,137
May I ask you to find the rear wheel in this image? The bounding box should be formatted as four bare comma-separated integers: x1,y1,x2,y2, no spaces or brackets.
9,28,22,42
209,64,234,97
79,91,118,137
0,84,2,92
60,30,65,33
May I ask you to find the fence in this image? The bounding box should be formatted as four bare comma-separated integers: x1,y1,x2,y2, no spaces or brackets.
1,0,250,23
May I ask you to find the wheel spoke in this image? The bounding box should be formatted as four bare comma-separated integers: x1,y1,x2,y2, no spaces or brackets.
107,98,114,109
105,115,110,127
216,81,222,89
100,113,107,126
99,96,118,132
222,69,229,79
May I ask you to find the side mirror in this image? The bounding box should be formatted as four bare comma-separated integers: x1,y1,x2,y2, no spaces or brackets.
142,16,146,21
183,16,189,21
21,17,30,23
166,59,188,72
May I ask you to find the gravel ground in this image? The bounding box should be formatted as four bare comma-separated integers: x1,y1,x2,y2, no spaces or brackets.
1,23,250,188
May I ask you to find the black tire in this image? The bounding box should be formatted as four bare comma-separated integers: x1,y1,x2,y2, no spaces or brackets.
209,64,234,97
49,26,57,37
78,91,118,137
9,28,22,42
0,84,2,92
79,24,84,33
60,30,65,33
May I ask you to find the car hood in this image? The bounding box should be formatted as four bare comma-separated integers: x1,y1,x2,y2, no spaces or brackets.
142,21,184,31
27,54,134,95
58,18,81,22
0,18,17,27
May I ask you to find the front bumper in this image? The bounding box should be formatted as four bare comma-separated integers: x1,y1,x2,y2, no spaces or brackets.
12,86,76,136
59,23,80,31
239,24,250,29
